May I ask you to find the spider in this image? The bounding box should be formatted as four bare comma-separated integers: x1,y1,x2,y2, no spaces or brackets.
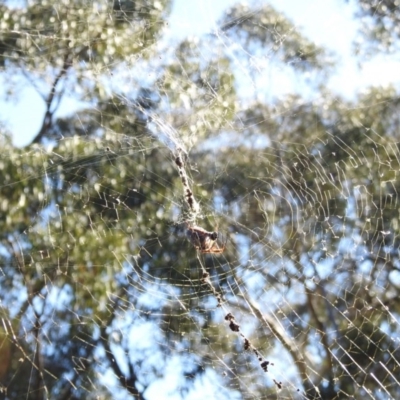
186,225,226,254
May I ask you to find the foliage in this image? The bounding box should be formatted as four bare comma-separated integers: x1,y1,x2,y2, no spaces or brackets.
354,0,400,54
1,1,400,399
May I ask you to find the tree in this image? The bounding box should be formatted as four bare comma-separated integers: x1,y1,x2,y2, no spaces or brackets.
1,1,400,399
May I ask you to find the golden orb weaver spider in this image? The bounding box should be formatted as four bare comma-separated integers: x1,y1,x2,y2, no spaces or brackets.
186,225,226,254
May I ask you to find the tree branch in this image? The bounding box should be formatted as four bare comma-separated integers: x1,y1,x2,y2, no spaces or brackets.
305,287,335,392
32,51,72,144
99,291,145,400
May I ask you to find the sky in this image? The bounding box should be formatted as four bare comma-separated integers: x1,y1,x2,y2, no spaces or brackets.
170,0,400,97
2,0,400,147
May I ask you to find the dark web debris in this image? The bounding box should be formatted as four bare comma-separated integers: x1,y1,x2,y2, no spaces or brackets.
224,313,272,375
174,148,199,215
225,313,240,332
185,188,196,210
273,379,282,389
201,271,210,283
260,360,269,372
175,154,183,168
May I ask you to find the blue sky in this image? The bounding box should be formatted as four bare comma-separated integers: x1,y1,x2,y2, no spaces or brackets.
168,0,400,98
2,0,400,147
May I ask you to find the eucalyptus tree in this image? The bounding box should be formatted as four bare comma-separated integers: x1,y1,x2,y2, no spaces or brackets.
1,1,400,399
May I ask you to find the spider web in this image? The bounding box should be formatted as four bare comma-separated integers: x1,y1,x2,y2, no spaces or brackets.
1,0,400,399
